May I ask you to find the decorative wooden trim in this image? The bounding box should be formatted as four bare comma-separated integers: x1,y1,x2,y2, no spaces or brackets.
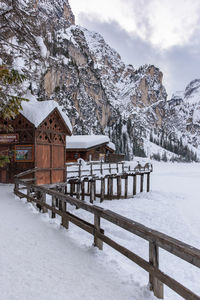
36,142,65,147
37,107,72,136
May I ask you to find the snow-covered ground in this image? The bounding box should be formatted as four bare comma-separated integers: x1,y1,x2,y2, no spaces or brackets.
1,162,200,299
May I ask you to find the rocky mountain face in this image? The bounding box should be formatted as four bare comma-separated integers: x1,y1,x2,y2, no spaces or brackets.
0,0,198,160
166,79,200,150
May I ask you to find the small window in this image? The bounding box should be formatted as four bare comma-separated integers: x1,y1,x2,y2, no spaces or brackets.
74,153,79,159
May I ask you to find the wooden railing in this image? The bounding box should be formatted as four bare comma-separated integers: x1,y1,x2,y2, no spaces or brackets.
66,161,152,179
14,175,200,300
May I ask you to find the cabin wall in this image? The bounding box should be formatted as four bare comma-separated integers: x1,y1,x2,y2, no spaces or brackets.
0,109,70,185
66,144,114,162
0,115,35,183
35,110,68,185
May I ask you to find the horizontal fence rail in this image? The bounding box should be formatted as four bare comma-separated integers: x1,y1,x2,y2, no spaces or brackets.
65,161,153,202
66,161,153,180
14,174,200,300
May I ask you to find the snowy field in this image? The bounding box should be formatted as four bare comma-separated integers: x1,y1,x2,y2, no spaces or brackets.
1,162,200,300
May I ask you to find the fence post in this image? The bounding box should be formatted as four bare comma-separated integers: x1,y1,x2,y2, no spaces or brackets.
61,201,69,230
140,174,144,193
51,195,56,218
100,178,105,202
64,185,67,194
107,176,113,198
27,187,31,201
116,163,119,173
125,175,128,198
122,162,125,173
78,161,81,179
133,175,137,196
41,192,48,213
109,163,111,173
94,213,103,250
90,180,95,203
14,181,19,193
81,180,85,201
149,242,164,299
117,176,121,199
70,182,74,196
77,181,81,199
100,160,103,175
90,162,93,176
147,173,150,192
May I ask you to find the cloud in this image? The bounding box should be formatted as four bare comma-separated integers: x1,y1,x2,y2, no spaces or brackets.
147,0,200,48
70,0,200,49
70,12,200,97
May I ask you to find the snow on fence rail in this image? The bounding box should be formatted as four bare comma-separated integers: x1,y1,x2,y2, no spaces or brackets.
66,161,143,179
66,169,151,203
14,172,200,300
65,161,153,203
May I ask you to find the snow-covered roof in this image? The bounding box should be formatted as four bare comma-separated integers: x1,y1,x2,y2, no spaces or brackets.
66,135,111,149
106,142,116,151
20,98,72,133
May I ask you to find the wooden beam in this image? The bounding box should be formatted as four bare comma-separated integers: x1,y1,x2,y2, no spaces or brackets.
14,187,200,300
94,214,103,250
147,173,150,192
15,181,200,269
140,174,144,193
149,242,164,298
125,175,128,198
81,180,85,201
100,178,105,203
133,175,137,196
117,176,121,199
51,195,56,218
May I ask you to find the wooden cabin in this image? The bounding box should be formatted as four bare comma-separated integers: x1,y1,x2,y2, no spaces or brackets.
0,99,72,185
66,135,115,162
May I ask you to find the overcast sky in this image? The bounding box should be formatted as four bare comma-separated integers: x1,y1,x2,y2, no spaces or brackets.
70,0,200,98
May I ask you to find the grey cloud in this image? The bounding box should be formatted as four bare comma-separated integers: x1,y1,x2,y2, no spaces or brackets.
77,13,200,97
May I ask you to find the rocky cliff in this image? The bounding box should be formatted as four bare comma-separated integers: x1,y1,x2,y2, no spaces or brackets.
166,79,200,150
1,0,198,160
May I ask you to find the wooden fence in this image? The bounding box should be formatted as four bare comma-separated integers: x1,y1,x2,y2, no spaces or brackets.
66,161,151,179
65,161,152,202
14,174,200,300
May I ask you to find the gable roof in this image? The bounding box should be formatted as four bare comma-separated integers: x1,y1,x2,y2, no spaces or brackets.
106,141,116,151
66,135,110,150
20,98,72,133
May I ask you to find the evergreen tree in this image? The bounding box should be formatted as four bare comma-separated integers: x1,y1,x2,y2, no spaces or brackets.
162,151,168,162
0,65,27,120
0,65,28,167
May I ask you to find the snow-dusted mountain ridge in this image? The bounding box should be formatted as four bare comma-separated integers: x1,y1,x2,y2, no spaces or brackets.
166,79,200,150
0,0,199,160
